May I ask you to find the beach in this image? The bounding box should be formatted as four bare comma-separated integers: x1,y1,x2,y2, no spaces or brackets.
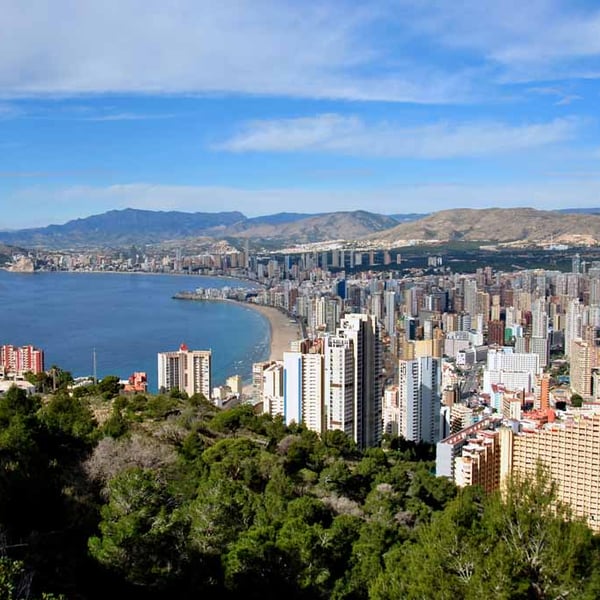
237,303,303,398
243,303,303,361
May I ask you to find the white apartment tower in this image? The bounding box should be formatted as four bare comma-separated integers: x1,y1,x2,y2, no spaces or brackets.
337,313,383,448
324,335,355,439
262,361,284,417
157,344,212,399
283,352,326,433
565,299,584,357
398,356,441,444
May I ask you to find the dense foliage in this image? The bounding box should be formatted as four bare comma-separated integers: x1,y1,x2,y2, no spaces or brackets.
0,382,599,598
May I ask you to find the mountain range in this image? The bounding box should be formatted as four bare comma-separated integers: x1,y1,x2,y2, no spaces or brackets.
0,209,413,249
2,207,600,250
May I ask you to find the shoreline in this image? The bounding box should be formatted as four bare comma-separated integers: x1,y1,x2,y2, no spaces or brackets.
237,302,303,398
240,302,303,363
2,268,263,286
172,296,302,393
171,295,302,363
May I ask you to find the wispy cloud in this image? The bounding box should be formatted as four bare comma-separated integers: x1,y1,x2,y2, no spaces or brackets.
400,1,600,83
0,1,598,103
0,1,473,104
528,86,583,105
82,112,177,122
216,114,580,158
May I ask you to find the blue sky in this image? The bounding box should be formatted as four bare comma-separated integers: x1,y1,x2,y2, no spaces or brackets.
1,0,600,228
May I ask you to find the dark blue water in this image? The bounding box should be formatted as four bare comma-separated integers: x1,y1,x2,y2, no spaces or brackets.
0,271,268,391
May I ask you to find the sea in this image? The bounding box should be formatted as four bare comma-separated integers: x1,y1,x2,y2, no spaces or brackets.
0,270,270,391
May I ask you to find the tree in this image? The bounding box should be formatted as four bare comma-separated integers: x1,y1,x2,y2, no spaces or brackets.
39,392,97,442
88,468,188,589
97,375,121,398
209,404,256,436
371,468,600,600
571,393,584,407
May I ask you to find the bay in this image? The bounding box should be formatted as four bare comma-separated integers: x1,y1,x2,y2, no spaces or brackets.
0,271,269,391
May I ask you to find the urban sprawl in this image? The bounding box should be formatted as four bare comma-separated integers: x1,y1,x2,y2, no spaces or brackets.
7,247,600,532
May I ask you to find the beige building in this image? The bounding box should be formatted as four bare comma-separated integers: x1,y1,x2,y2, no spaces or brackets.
157,344,211,400
500,414,600,531
454,430,501,493
570,339,592,397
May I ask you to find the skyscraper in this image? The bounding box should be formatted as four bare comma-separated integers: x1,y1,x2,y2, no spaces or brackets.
398,356,441,444
157,344,212,399
324,335,355,439
283,351,325,433
337,313,383,448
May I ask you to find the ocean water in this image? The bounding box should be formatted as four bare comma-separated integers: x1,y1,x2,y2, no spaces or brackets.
0,271,269,391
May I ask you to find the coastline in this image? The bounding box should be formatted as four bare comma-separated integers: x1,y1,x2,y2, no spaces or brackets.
240,302,302,362
171,295,302,363
2,268,265,287
235,302,302,398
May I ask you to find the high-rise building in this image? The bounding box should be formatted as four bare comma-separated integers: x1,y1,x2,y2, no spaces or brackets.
337,314,383,448
157,344,212,399
454,430,501,493
324,335,355,439
262,362,284,417
398,356,441,444
483,347,540,395
283,351,325,433
384,290,396,337
570,339,592,397
500,415,600,532
488,320,505,346
0,344,44,377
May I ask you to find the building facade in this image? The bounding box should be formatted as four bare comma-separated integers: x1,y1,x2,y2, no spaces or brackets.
398,355,441,444
157,344,212,399
0,344,44,377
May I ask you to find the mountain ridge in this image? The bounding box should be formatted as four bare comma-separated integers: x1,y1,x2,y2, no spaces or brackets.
0,208,411,249
368,207,600,244
4,206,600,250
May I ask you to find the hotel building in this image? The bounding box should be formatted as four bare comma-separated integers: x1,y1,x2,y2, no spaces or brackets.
157,344,211,400
0,344,44,377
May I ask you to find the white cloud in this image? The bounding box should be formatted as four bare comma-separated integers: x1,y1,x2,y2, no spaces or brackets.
0,1,597,102
0,0,472,103
216,114,579,158
400,0,600,83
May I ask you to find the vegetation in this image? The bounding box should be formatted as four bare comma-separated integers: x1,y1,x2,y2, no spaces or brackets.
0,381,599,598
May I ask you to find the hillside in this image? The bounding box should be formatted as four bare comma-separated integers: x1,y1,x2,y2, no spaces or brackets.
2,382,597,598
0,209,246,248
369,207,600,244
220,210,399,244
0,243,28,266
0,209,402,249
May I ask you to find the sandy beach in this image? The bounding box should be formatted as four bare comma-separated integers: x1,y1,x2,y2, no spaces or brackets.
243,303,303,361
237,302,303,397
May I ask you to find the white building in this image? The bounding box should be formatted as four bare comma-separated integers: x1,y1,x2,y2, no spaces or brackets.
324,335,355,438
482,347,540,395
157,344,212,400
262,361,284,417
283,351,325,433
398,356,441,444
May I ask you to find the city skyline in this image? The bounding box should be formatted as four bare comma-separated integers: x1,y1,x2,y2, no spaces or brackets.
2,0,600,228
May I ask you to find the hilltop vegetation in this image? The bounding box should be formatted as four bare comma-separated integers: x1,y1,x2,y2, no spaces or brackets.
0,381,599,598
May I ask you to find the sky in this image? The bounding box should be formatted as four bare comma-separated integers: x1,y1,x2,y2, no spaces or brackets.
1,0,600,229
